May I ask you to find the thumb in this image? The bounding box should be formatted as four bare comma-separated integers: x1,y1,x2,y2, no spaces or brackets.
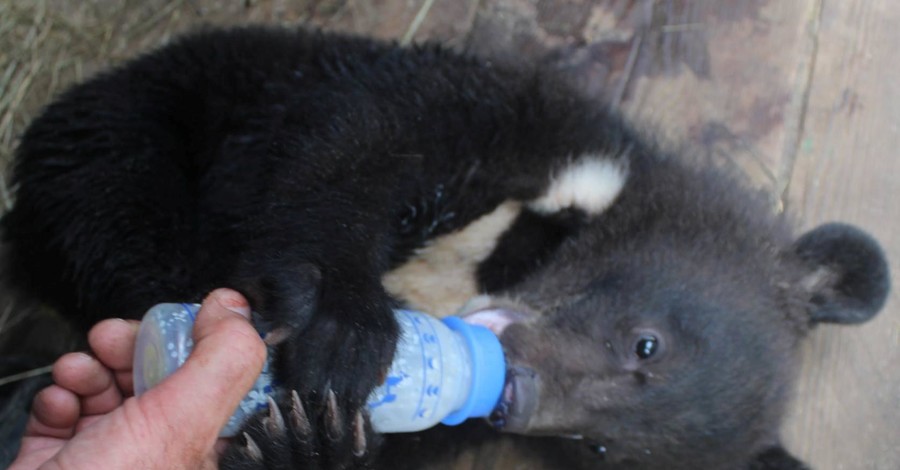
138,288,267,442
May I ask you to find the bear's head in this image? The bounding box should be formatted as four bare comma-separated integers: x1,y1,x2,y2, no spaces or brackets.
455,156,890,469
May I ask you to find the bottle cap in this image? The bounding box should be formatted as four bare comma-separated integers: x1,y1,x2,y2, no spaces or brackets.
133,303,198,397
440,316,506,425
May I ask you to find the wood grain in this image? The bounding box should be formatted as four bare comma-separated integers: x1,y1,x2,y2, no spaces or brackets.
620,0,820,198
781,0,900,468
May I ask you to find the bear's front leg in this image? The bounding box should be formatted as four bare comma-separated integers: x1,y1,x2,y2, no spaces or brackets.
214,187,403,468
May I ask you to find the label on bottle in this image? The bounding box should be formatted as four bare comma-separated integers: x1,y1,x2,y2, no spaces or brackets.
366,310,471,432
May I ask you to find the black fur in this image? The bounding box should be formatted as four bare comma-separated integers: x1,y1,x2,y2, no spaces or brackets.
792,223,890,324
749,446,811,470
1,26,890,469
477,208,584,292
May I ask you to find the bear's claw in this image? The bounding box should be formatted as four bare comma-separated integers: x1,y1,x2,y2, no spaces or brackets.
352,410,367,457
325,388,344,441
241,432,264,462
290,389,313,437
263,396,286,437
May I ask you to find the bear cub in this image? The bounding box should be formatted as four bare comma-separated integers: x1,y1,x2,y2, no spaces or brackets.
2,27,890,469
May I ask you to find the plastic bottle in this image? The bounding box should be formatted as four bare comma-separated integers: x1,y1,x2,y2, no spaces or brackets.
133,303,505,437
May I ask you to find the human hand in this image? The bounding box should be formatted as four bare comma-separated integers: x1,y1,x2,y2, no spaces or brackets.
11,288,267,470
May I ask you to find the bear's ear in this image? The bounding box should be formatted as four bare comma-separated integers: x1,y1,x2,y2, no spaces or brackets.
748,446,810,469
792,223,890,324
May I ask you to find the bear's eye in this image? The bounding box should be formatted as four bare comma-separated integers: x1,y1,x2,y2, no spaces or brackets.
635,335,659,359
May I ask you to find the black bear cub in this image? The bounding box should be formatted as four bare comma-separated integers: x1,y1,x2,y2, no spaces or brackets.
2,27,889,469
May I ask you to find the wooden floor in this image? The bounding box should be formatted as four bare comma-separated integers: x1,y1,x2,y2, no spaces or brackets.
2,1,897,468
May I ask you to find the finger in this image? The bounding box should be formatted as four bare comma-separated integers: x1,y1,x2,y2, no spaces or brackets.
80,380,123,416
115,369,135,397
25,385,80,439
89,318,140,371
89,318,140,395
52,353,112,397
52,352,123,415
137,288,266,442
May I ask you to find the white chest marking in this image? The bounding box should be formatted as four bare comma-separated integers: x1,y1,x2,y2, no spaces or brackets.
528,155,629,215
382,201,522,316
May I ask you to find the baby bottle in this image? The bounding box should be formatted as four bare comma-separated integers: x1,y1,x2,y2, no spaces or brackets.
133,303,505,436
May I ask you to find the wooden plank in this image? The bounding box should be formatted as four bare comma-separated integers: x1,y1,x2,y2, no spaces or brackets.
620,0,820,198
464,0,822,192
781,1,900,468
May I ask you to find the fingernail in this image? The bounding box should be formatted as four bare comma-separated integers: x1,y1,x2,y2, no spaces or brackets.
212,289,252,319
